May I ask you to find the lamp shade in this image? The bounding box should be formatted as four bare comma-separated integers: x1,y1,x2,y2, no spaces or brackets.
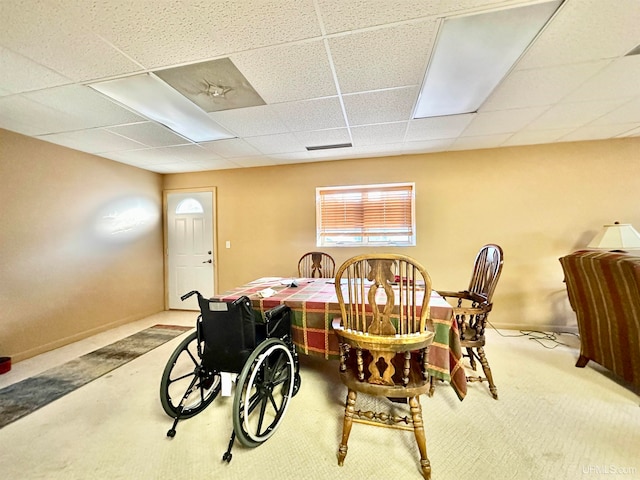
587,222,640,250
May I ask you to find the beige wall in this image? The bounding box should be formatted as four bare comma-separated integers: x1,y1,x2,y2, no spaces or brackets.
0,129,165,361
164,137,640,332
2,129,638,361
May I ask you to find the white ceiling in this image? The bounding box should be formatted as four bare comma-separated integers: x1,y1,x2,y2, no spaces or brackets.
1,0,639,174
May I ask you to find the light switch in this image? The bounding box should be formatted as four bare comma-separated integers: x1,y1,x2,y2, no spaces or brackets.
226,240,231,249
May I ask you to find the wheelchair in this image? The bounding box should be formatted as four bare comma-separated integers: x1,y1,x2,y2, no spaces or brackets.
159,290,301,462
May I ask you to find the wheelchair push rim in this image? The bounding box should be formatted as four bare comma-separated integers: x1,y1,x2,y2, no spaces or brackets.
232,338,295,447
160,331,221,419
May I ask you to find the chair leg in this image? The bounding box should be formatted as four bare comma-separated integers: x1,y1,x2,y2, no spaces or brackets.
466,347,476,370
477,347,498,400
576,354,589,368
409,396,431,480
338,389,357,466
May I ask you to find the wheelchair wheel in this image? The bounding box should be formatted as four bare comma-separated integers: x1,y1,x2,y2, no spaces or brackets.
232,338,295,448
160,331,220,419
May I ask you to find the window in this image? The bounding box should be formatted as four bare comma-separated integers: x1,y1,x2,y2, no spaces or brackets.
316,183,415,247
175,198,204,214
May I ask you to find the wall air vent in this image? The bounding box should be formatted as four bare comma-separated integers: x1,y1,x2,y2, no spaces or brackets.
306,143,352,151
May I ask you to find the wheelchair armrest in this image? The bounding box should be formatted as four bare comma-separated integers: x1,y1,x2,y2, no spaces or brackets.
265,303,288,320
264,304,291,338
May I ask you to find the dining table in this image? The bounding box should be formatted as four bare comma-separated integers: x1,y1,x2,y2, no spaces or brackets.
214,277,466,400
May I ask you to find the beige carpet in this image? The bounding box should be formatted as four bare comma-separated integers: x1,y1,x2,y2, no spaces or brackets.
0,311,637,480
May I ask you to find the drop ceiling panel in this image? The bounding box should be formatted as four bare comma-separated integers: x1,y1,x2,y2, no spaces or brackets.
203,0,321,51
244,133,306,155
271,97,346,132
103,144,226,171
37,129,146,154
274,153,322,165
88,0,321,69
624,126,640,137
525,99,629,131
351,123,408,146
0,95,63,136
402,138,455,154
591,97,640,126
199,138,261,158
317,0,442,33
0,47,71,94
349,143,406,158
563,57,640,103
231,41,337,103
516,0,640,69
328,21,437,93
0,1,141,81
293,128,351,148
560,123,640,143
101,148,168,167
405,114,476,142
86,1,227,68
462,107,549,137
231,156,290,168
451,133,513,150
482,61,609,111
151,144,224,163
209,105,290,137
317,0,513,34
502,128,574,146
185,158,241,172
343,88,418,125
106,122,192,148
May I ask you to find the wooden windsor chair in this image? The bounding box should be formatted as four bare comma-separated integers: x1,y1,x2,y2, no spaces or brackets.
297,251,335,278
435,244,503,399
331,253,435,480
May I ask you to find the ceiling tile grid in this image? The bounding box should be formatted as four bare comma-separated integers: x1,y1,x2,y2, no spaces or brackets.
0,0,638,173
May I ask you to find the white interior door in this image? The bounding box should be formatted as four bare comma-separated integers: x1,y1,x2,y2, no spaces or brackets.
167,191,214,310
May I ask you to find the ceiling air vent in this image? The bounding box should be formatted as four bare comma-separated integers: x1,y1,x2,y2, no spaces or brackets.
306,143,352,151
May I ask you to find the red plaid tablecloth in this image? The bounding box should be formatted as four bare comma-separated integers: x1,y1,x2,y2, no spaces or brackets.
215,277,466,400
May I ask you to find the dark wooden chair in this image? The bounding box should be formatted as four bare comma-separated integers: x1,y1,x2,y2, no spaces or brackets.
435,244,503,399
297,251,335,278
332,253,435,480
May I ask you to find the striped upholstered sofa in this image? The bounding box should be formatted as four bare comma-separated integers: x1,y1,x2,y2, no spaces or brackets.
559,250,640,393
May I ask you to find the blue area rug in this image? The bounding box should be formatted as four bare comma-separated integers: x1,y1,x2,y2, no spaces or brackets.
0,324,191,429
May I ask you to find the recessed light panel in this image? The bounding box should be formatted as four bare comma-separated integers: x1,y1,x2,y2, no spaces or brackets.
414,0,562,119
90,73,235,143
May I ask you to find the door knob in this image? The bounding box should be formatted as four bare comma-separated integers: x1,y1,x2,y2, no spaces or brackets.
202,259,212,264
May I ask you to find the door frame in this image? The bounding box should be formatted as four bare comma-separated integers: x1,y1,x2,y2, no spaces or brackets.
163,187,218,310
